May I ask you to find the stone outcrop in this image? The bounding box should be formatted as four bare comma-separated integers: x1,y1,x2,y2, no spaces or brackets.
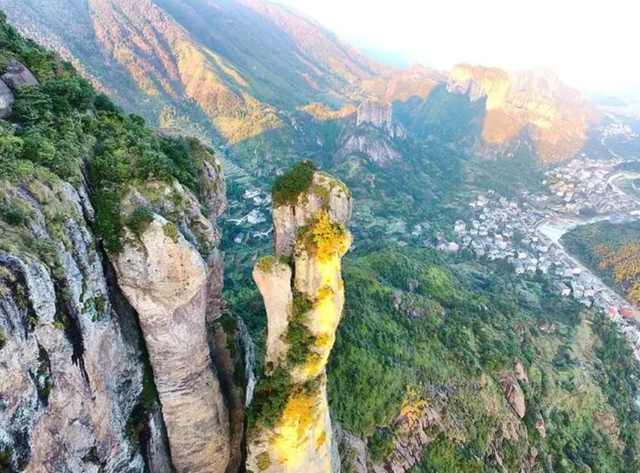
336,98,406,166
370,397,443,473
112,215,230,473
246,165,352,473
515,359,529,385
1,58,39,89
0,111,235,471
272,172,352,258
447,64,509,109
0,79,14,118
499,375,526,419
335,98,405,166
357,99,393,134
110,167,231,473
446,63,600,162
335,426,368,473
0,177,164,472
253,259,293,367
336,134,400,166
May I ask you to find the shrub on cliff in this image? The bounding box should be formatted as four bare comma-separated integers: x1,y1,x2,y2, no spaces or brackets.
271,160,316,206
126,207,155,238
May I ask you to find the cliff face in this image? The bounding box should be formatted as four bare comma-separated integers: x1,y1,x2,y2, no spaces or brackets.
0,162,233,473
0,26,245,469
447,63,600,162
335,99,404,166
106,144,234,473
0,56,160,471
357,99,393,134
111,216,229,473
246,165,352,473
0,178,153,472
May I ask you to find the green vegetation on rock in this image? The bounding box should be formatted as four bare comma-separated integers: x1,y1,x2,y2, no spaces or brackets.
126,207,155,239
0,11,220,253
325,245,640,470
271,160,316,206
247,367,292,433
285,291,317,366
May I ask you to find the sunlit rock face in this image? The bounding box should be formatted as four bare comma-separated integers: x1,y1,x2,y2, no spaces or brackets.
357,99,393,134
447,63,600,162
247,167,352,473
447,64,509,110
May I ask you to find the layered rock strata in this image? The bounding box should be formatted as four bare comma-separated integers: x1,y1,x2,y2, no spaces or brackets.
246,166,352,473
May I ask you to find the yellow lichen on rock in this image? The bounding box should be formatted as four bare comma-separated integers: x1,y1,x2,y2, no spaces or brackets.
298,210,351,262
271,388,321,465
247,167,352,473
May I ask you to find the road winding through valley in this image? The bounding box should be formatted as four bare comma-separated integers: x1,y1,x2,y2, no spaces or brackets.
535,143,640,315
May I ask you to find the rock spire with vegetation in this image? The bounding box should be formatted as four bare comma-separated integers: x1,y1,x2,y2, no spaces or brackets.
246,161,352,473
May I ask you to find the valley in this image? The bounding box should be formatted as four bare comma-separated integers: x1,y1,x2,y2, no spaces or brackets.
0,1,640,473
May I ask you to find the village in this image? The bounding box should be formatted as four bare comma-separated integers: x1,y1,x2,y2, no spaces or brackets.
603,121,639,141
435,156,640,359
226,188,273,245
544,157,638,214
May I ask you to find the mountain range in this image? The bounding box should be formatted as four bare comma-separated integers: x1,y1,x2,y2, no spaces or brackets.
0,0,600,164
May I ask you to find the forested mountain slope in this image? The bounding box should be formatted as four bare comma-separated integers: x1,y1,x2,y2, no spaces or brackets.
0,0,598,165
563,221,640,305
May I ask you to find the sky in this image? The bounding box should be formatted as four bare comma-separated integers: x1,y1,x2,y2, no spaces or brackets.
274,0,639,94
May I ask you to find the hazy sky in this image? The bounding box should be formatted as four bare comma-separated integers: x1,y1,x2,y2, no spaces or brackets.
274,0,638,94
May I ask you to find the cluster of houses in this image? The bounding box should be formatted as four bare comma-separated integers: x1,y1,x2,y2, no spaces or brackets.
227,188,273,244
543,158,637,215
434,153,640,360
603,122,639,140
447,190,640,359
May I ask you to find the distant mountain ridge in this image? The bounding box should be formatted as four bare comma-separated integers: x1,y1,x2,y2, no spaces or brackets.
0,0,600,163
447,64,601,163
